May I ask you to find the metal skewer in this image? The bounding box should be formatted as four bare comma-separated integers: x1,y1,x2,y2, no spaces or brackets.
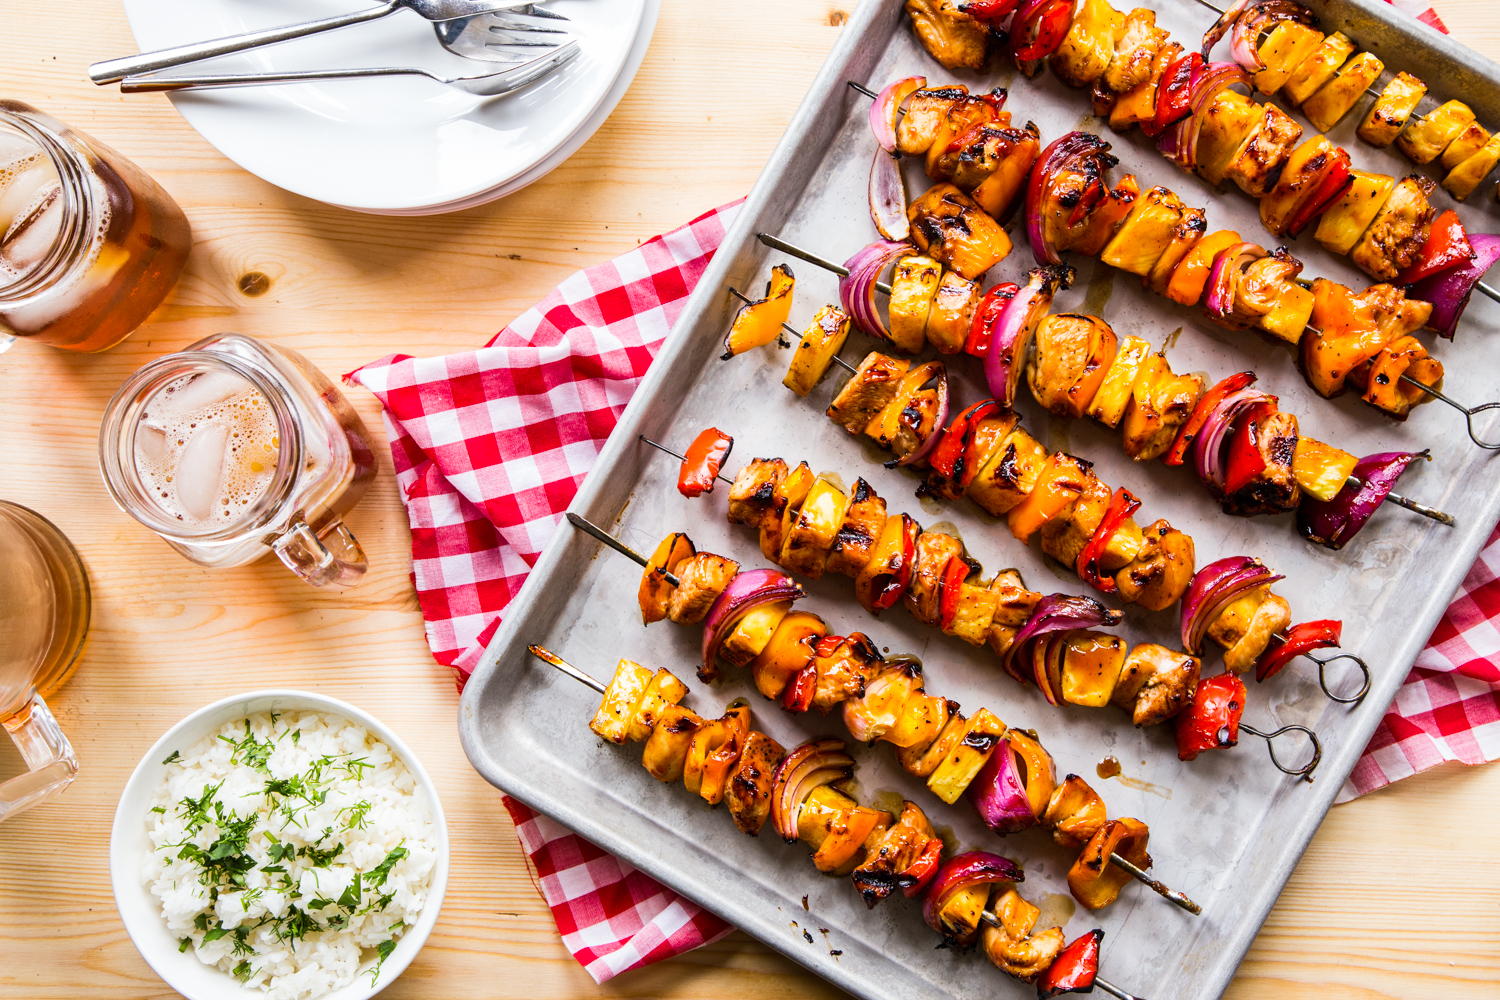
1242,723,1323,781
754,232,1454,524
562,512,1202,914
528,643,1150,999
638,434,735,485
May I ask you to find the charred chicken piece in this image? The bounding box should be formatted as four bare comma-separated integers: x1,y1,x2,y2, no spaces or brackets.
727,458,787,530
907,183,1014,280
905,531,966,627
1224,103,1302,198
1114,519,1194,612
981,889,1066,984
1043,774,1108,848
1351,174,1436,281
826,478,888,578
811,633,882,714
896,86,970,156
905,0,990,71
1029,313,1119,420
1111,643,1201,727
1037,475,1143,573
1102,9,1164,94
1223,408,1302,516
725,731,784,835
828,352,911,433
851,801,938,907
1209,588,1293,674
667,552,740,629
1121,354,1203,462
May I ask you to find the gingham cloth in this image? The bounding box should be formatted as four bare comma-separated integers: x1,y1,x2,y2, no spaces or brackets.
345,3,1485,970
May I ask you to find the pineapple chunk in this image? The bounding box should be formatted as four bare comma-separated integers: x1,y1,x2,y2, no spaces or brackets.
888,256,943,355
1357,72,1426,148
1196,91,1264,187
1280,31,1355,107
927,708,1006,804
781,477,849,578
967,427,1048,517
1292,437,1358,502
783,305,851,397
591,659,655,744
718,601,793,669
1101,185,1182,276
1442,121,1491,170
1121,355,1202,461
1086,335,1151,427
1060,632,1128,708
1303,51,1383,133
1443,133,1500,202
627,669,690,743
1397,100,1477,165
1259,282,1316,344
1253,21,1324,95
1050,0,1124,88
1314,170,1394,256
942,581,999,645
1146,207,1207,296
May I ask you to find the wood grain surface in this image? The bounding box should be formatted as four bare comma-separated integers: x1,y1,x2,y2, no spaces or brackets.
1,0,1498,997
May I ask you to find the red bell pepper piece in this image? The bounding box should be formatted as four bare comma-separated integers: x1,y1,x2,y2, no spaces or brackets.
1145,52,1202,138
780,662,817,712
937,554,971,631
965,283,1018,357
1011,0,1073,61
958,0,1020,26
899,837,945,898
677,427,734,498
1037,929,1104,997
1163,371,1256,467
873,514,920,611
1256,619,1342,682
1174,672,1246,762
815,635,846,659
1075,488,1141,594
929,399,1001,481
1285,151,1352,238
1222,401,1276,497
1397,209,1477,285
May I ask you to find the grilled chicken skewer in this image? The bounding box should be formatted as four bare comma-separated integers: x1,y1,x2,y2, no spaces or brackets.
639,431,1370,708
747,234,1453,534
529,643,1149,998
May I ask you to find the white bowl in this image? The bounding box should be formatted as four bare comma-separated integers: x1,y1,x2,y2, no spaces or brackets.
110,690,450,1000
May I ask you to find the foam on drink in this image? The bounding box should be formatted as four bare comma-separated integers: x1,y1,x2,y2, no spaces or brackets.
134,371,281,529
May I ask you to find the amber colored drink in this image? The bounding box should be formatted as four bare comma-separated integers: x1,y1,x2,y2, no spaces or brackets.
0,502,89,719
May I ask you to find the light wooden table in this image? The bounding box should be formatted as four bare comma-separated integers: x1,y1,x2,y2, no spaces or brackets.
3,1,1499,997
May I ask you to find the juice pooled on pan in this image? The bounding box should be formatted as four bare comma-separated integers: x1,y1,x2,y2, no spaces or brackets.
0,100,190,352
100,334,376,587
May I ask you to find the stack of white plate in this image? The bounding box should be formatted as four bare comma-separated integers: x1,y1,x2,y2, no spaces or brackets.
121,0,659,214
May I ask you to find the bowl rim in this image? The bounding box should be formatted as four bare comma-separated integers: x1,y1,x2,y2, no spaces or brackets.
109,688,450,1000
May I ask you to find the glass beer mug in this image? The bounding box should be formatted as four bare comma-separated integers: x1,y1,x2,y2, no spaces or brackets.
0,100,191,353
0,501,88,823
99,333,377,587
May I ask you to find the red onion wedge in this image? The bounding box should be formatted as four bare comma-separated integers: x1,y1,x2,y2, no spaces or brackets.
1003,594,1121,684
970,737,1037,834
1200,0,1252,59
869,150,909,241
701,568,804,679
1027,132,1115,266
769,737,854,842
1180,556,1285,655
1169,62,1251,176
922,851,1025,940
1189,386,1274,495
841,240,915,344
869,76,925,154
1412,233,1500,341
1298,450,1430,550
1227,0,1317,71
985,265,1073,409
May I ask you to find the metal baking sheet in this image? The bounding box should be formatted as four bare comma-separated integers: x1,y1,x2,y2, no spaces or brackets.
459,2,1500,998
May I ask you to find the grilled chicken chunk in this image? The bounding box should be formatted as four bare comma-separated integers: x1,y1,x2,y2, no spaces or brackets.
905,0,990,71
1224,103,1302,198
907,183,1014,279
1210,590,1293,674
1114,519,1194,611
981,890,1066,984
1043,774,1108,848
828,352,910,433
1028,313,1119,419
1223,409,1302,516
851,800,937,907
1111,643,1200,727
1037,475,1144,573
1351,174,1436,280
725,731,784,835
826,478,888,578
1102,9,1164,94
896,87,970,156
667,552,740,629
904,531,965,627
727,458,787,529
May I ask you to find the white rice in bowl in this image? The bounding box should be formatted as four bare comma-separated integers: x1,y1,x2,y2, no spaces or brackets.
143,710,437,1000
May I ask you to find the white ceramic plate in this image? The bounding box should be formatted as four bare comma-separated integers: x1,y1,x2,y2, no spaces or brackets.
119,0,648,213
110,690,450,1000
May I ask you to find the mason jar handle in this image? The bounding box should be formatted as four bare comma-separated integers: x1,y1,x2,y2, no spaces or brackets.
271,519,367,588
0,693,79,823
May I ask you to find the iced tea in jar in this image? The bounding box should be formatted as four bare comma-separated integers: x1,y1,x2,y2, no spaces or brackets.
99,334,377,587
0,100,191,352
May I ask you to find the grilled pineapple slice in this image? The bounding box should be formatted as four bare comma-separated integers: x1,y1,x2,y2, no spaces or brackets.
888,256,944,354
1314,170,1394,256
927,709,1007,804
781,477,849,579
1060,632,1128,708
1291,437,1358,502
1253,21,1324,95
590,659,654,744
1146,207,1207,295
1442,121,1491,170
1397,100,1477,165
1303,51,1383,133
626,669,690,743
1121,355,1202,461
1101,185,1183,276
1085,334,1152,428
1052,0,1124,88
1196,91,1264,187
1260,136,1337,237
1280,31,1355,107
783,305,851,397
897,86,969,156
1357,72,1427,147
719,601,794,668
1442,132,1500,201
926,270,981,354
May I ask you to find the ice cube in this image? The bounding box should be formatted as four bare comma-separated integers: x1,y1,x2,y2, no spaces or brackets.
135,423,167,463
0,157,57,240
174,423,230,521
164,372,256,415
0,134,38,172
0,184,61,275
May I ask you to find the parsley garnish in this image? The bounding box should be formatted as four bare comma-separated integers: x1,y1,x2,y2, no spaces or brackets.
367,938,397,985
365,845,408,889
161,750,182,765
232,960,253,983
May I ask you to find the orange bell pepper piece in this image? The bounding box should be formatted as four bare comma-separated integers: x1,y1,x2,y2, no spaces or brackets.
1068,817,1150,910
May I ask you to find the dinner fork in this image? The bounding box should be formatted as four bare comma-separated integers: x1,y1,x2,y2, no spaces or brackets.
117,39,580,97
435,9,574,60
90,0,560,84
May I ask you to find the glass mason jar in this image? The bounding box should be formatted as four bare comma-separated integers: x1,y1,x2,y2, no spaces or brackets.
0,100,191,352
99,333,377,587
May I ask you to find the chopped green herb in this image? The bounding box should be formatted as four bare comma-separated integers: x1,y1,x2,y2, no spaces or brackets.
307,897,334,911
194,913,211,932
365,845,408,889
338,873,362,909
178,937,192,953
162,750,182,765
232,960,253,983
202,926,230,943
339,800,372,831
367,938,397,985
